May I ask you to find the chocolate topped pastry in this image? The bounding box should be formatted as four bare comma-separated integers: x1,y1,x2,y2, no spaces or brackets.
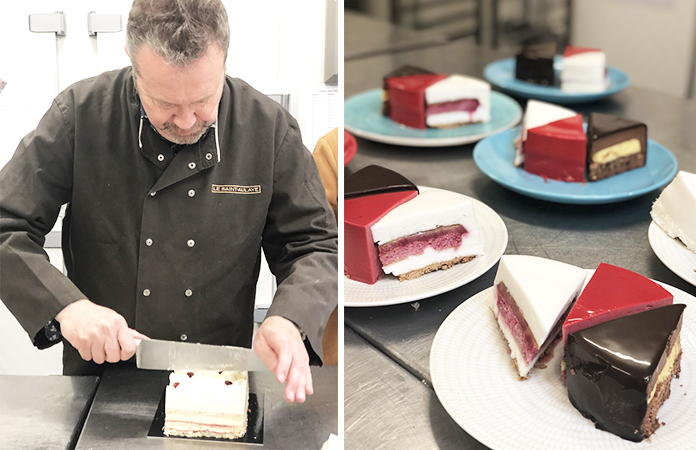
586,113,647,181
382,65,435,115
345,165,418,199
565,304,686,442
515,41,557,86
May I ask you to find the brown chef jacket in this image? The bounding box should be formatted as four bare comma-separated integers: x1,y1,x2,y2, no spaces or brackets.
0,67,338,375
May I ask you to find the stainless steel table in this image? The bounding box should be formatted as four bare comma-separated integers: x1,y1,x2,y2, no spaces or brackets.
0,375,99,449
344,29,696,450
76,364,337,449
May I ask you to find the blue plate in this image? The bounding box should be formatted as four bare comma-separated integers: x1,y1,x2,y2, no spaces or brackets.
344,89,522,147
473,127,678,204
483,57,630,104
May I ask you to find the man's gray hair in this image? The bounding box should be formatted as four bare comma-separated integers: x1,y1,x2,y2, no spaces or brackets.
126,0,230,73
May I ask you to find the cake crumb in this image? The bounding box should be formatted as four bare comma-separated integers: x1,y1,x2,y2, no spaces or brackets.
411,302,420,311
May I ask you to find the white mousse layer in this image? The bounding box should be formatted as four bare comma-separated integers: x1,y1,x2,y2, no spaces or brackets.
561,50,608,93
164,370,249,438
515,100,579,166
371,189,484,276
651,171,696,253
492,255,587,378
425,75,491,126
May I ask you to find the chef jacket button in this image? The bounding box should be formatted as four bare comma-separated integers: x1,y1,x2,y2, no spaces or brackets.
188,162,196,170
185,289,193,297
188,189,195,197
180,334,188,341
150,191,156,196
187,239,195,247
157,154,165,162
145,238,153,246
143,289,151,297
205,152,213,160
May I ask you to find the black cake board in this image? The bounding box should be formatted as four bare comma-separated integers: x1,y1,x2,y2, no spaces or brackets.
147,390,264,445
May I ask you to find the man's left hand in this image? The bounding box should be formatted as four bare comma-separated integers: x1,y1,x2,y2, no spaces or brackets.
253,315,313,403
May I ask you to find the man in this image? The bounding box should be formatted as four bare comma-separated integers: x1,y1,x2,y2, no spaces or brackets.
0,0,337,404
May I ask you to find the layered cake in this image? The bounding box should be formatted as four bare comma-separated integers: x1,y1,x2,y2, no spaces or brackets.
384,72,491,129
565,304,686,442
345,166,419,284
651,171,696,254
382,65,435,116
516,100,586,182
515,41,557,86
492,255,587,379
560,46,609,93
562,263,673,344
164,370,249,439
371,189,483,281
587,113,647,181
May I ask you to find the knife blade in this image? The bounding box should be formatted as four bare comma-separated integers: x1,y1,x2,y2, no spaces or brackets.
136,339,268,372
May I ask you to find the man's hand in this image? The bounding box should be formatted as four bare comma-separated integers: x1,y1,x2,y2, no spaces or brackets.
55,299,149,364
253,315,313,403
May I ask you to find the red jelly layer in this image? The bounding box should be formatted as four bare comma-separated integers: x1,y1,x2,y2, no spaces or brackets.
562,263,673,344
344,190,418,284
426,99,480,115
495,282,539,365
378,224,467,266
387,74,448,129
564,45,601,58
524,114,587,182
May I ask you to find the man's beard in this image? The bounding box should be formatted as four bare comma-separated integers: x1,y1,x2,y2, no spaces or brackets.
159,121,212,145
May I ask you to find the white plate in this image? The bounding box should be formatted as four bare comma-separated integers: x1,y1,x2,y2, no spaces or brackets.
344,188,508,307
430,281,696,449
649,221,696,287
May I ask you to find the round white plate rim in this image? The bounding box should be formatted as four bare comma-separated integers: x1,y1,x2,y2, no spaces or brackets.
430,277,696,449
473,128,678,204
344,90,522,147
649,221,696,288
483,57,630,103
344,187,508,307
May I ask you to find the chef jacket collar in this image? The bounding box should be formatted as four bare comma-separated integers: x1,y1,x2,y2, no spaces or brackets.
137,100,221,164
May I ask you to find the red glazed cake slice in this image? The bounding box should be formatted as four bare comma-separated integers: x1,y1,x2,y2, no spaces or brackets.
385,73,448,129
518,100,587,182
562,263,674,345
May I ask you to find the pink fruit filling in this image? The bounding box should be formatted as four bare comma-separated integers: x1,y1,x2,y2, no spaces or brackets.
495,282,539,366
426,99,480,115
377,224,467,266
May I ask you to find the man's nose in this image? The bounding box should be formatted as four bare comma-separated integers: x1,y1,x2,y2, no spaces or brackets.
173,108,197,130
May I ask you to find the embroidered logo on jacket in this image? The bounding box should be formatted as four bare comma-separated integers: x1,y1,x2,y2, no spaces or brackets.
211,184,262,194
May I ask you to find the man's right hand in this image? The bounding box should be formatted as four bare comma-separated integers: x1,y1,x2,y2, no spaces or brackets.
55,299,149,364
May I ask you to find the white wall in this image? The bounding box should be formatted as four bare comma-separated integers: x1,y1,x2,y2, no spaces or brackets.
571,0,696,98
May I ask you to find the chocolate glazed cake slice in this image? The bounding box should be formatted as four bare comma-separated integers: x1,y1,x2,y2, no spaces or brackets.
565,304,686,442
586,113,647,181
515,41,557,86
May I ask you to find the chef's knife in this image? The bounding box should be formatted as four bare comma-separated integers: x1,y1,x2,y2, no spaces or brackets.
136,338,268,372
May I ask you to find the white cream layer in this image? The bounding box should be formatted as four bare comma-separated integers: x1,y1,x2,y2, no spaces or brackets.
424,75,491,125
651,171,696,253
561,50,608,93
165,370,248,425
493,255,587,349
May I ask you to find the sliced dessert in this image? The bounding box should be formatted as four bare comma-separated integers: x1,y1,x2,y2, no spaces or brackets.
164,370,249,439
516,100,586,182
586,113,647,181
566,304,686,442
515,41,557,86
424,75,491,128
562,263,674,344
370,189,483,281
344,166,419,284
384,73,448,129
560,46,609,93
492,255,587,379
651,171,696,254
382,65,435,116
